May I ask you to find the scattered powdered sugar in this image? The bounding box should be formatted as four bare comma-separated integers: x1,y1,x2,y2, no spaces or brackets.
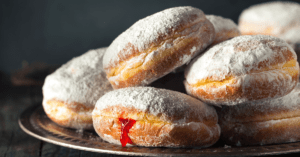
239,1,300,36
185,35,296,84
43,47,113,107
218,83,300,146
185,35,298,105
190,46,197,54
206,15,239,34
221,116,300,146
93,87,217,123
181,54,192,65
103,6,207,69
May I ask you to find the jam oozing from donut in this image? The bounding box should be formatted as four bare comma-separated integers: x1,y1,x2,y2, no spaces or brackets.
119,118,136,147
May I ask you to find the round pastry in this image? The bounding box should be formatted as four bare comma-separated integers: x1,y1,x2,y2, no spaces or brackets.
238,1,300,63
92,87,220,147
184,35,299,106
103,6,215,89
218,82,300,146
238,1,300,37
42,47,113,130
206,15,241,45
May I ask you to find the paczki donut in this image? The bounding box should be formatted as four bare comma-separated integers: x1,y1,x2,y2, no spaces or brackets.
206,15,240,45
238,1,300,37
184,35,299,106
92,87,220,147
103,6,215,89
218,82,300,146
42,47,113,130
238,1,300,62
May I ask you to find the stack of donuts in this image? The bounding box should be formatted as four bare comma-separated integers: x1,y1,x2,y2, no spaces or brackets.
42,2,300,149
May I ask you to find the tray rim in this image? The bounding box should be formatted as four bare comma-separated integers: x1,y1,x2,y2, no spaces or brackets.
19,104,300,157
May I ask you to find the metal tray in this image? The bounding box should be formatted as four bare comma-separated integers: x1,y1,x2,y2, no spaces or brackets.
19,104,300,156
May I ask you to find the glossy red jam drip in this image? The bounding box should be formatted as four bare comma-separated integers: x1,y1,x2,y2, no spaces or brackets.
119,118,136,147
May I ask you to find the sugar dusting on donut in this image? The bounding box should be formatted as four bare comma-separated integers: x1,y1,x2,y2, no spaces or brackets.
93,87,217,123
186,35,296,83
43,47,113,108
93,87,220,147
219,83,300,146
206,15,239,34
103,6,212,69
239,1,300,36
221,116,300,146
219,83,300,124
185,35,298,105
206,15,240,45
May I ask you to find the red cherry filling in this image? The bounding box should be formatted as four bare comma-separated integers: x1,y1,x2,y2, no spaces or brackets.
119,118,136,147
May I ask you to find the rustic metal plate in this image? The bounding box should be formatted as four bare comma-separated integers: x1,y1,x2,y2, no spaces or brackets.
19,104,300,156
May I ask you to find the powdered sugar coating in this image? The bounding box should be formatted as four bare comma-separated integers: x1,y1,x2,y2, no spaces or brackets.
43,47,113,107
219,83,300,146
103,6,212,69
206,15,240,46
206,15,239,34
185,35,298,105
186,35,296,84
220,83,300,123
93,87,217,123
94,117,220,148
239,1,300,36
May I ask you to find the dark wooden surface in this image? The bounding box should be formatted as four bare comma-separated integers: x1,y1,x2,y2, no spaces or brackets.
0,84,125,157
1,83,300,157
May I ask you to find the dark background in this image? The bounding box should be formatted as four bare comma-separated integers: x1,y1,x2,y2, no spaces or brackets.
1,1,300,156
1,0,300,75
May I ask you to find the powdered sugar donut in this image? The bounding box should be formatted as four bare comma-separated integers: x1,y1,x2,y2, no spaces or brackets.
42,47,113,130
238,1,300,62
184,35,299,106
103,6,215,89
218,82,300,146
206,15,240,45
92,87,220,147
238,1,300,37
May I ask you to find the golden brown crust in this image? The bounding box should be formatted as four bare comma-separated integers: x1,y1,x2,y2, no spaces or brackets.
104,8,215,89
184,78,243,105
93,105,220,147
108,33,207,89
184,36,299,105
104,10,205,70
185,71,299,105
220,117,300,146
217,94,300,124
217,85,300,146
43,99,94,130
